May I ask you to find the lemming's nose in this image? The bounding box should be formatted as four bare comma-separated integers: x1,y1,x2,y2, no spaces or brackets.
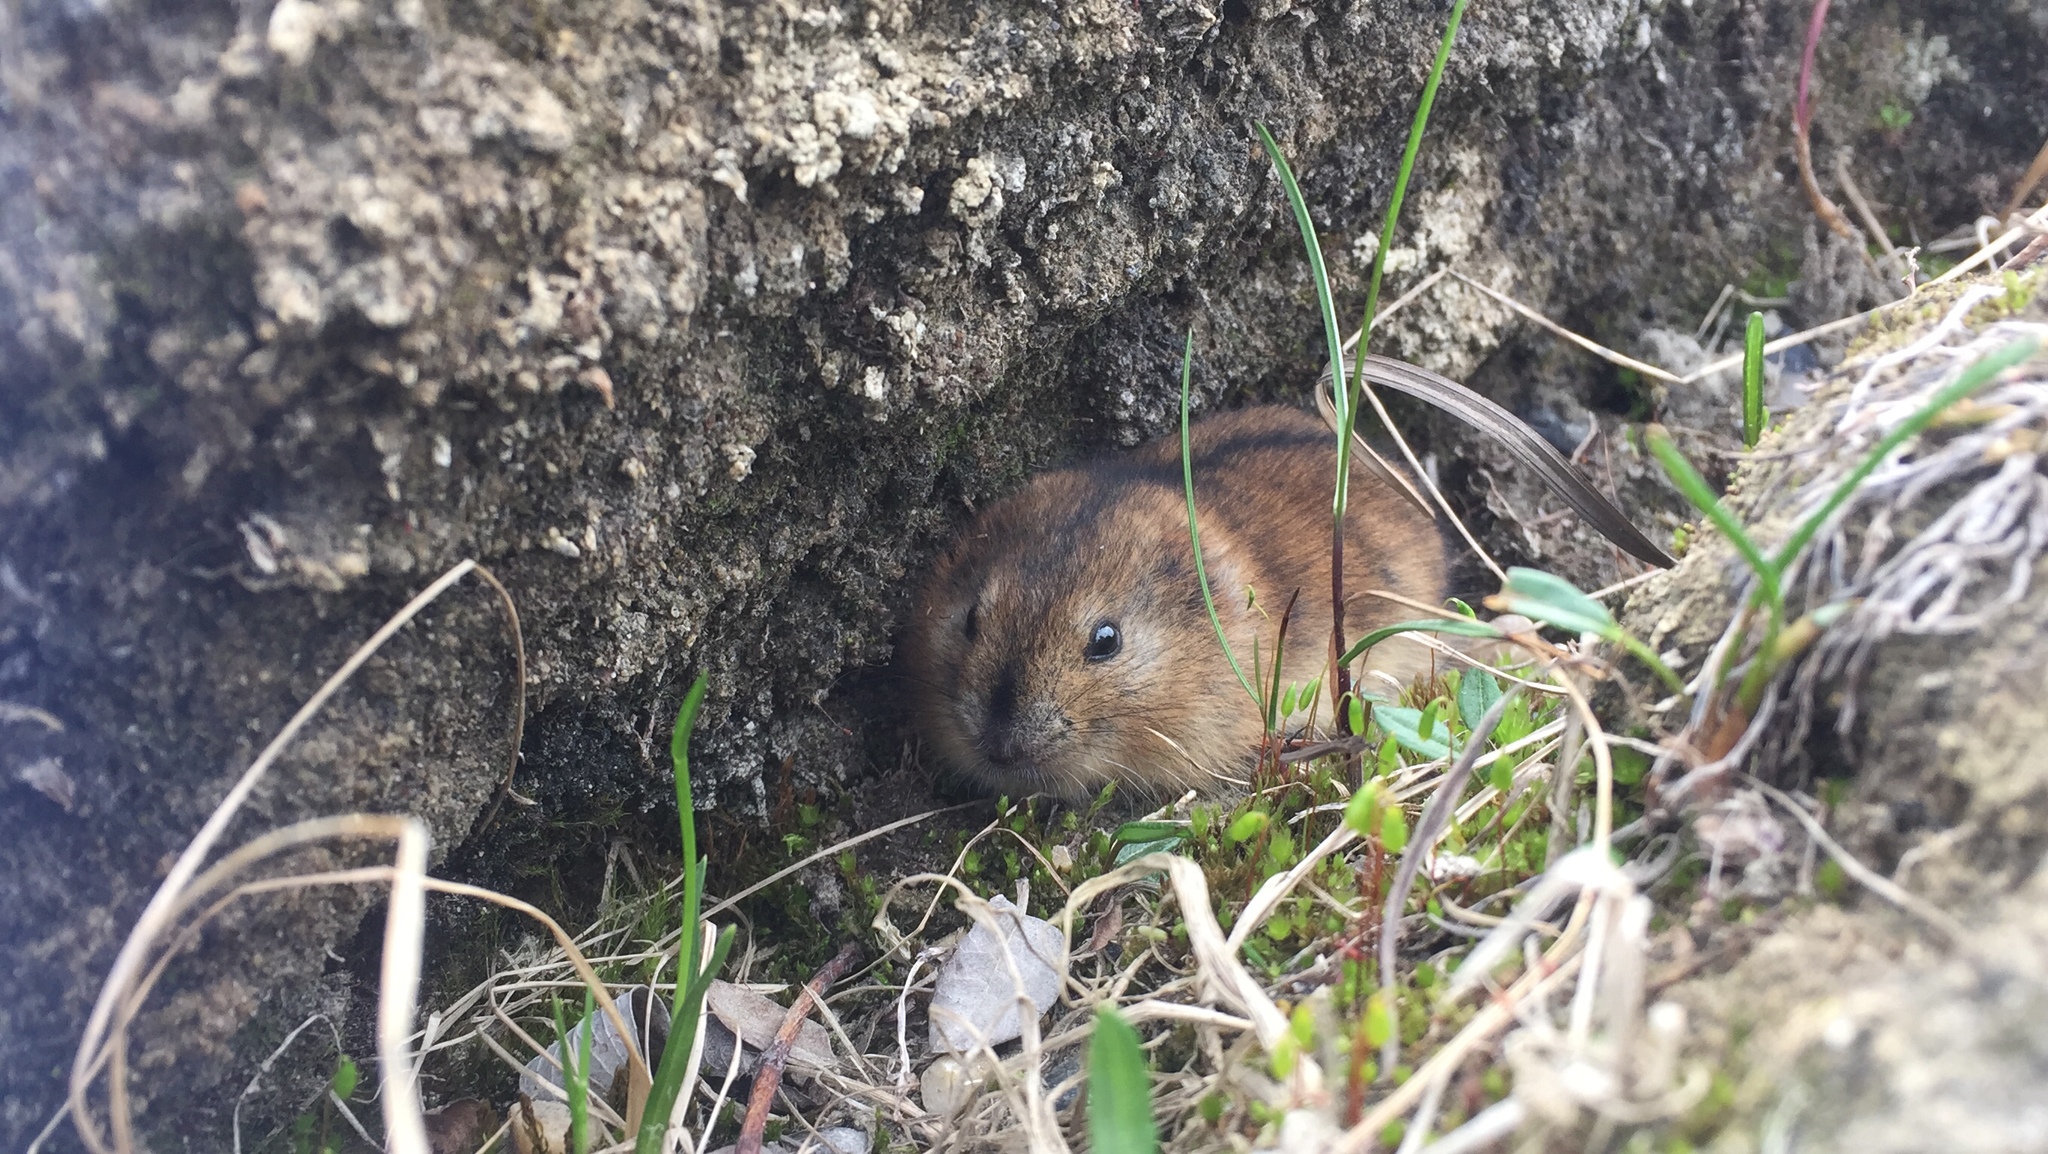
983,664,1024,764
986,663,1019,726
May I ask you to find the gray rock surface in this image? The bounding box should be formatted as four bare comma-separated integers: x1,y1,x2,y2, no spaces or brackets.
1,0,2042,1146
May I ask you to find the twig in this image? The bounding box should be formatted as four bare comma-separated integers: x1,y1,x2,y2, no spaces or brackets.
735,942,861,1154
1449,272,1683,384
1834,153,1895,258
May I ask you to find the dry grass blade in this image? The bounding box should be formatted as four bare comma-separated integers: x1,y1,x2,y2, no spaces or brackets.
1448,272,1682,384
1061,855,1311,1088
2003,137,2048,221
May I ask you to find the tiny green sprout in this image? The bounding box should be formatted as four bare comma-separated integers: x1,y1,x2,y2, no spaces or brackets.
1380,807,1410,854
1348,694,1367,735
1816,857,1847,898
1414,961,1438,989
1877,102,1913,130
1225,810,1269,844
1611,746,1650,786
1363,990,1394,1048
329,1054,358,1100
1281,682,1299,717
1375,736,1400,777
1445,597,1477,618
1199,1093,1227,1126
1190,804,1215,840
1089,779,1119,815
1343,783,1383,838
1742,311,1767,449
1290,1003,1316,1047
1269,1032,1299,1079
1265,914,1294,941
1488,756,1514,795
1380,1121,1408,1147
1248,1101,1287,1128
1266,825,1298,871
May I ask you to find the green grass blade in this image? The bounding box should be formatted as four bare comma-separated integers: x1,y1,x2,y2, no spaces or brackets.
574,990,594,1154
1253,123,1351,436
1771,337,2039,572
1349,0,1471,392
1179,330,1260,708
1087,1004,1159,1154
1645,424,1780,616
1742,312,1766,448
638,673,719,1154
1254,122,1364,532
1338,617,1501,667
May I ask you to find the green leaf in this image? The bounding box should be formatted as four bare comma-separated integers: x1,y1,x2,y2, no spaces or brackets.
1488,757,1514,795
639,673,732,1154
1645,425,1779,615
1113,821,1190,845
1742,312,1767,448
1457,671,1502,736
1612,746,1651,786
1374,706,1451,759
1342,784,1383,838
1381,807,1410,854
328,1055,358,1101
1363,991,1394,1048
1493,567,1618,639
1225,811,1269,844
1348,694,1367,736
1088,1005,1160,1154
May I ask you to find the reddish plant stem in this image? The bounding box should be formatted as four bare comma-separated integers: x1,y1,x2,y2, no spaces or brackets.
1793,0,1857,241
734,941,861,1154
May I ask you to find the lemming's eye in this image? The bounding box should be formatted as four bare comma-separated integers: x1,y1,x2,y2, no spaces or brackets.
963,602,980,642
1084,622,1121,662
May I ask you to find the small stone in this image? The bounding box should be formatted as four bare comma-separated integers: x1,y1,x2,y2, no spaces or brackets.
928,894,1066,1054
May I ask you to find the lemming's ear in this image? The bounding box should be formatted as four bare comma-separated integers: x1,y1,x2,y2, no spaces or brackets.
1321,353,1677,569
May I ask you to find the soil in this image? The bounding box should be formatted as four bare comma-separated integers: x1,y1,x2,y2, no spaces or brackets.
2,0,2043,1147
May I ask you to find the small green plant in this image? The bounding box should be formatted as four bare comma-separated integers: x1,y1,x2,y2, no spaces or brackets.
289,1055,359,1154
1249,0,1470,732
635,673,738,1154
1488,568,1685,695
1742,312,1766,448
1088,1004,1160,1154
550,988,597,1154
1647,336,2040,710
1877,102,1913,131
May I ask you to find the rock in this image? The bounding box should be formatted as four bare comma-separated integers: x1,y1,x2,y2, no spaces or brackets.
928,895,1066,1054
2,0,2042,1145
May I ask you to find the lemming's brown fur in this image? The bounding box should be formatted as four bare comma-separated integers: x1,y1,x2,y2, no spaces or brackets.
902,406,1449,802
